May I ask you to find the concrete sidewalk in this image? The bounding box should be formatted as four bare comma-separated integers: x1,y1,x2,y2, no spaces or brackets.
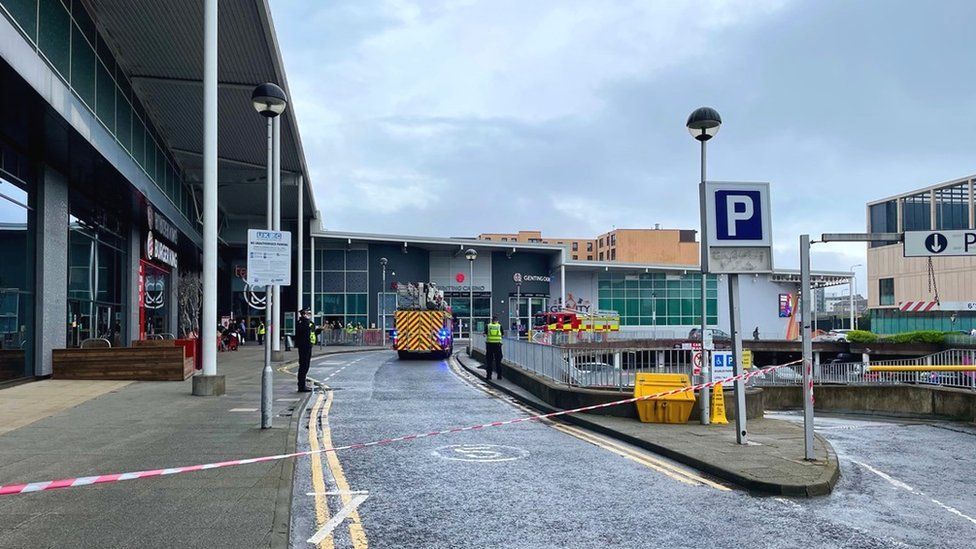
0,345,382,549
456,352,840,497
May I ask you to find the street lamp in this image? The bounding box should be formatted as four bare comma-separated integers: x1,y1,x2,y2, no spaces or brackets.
380,257,388,346
687,106,721,426
465,248,477,340
252,82,287,430
849,263,862,330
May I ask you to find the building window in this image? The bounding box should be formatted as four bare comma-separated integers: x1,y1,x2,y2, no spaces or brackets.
868,200,899,248
599,252,604,261
935,183,968,230
587,255,593,260
572,242,578,251
572,254,578,260
302,249,369,328
902,192,931,232
586,242,593,252
483,237,491,240
501,237,508,241
610,234,616,245
0,175,35,380
879,278,894,306
599,238,604,248
67,216,127,348
610,249,616,260
598,271,718,326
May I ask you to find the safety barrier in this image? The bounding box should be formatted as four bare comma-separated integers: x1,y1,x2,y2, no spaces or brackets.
750,355,976,391
317,329,385,347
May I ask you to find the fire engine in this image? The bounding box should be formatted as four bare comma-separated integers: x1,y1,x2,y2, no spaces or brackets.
392,282,454,360
532,309,620,333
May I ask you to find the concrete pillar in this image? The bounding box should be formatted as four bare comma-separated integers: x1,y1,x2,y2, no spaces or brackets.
34,166,69,377
127,225,141,345
169,271,179,338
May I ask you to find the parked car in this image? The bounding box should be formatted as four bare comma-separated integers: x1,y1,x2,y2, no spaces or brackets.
751,365,803,383
687,328,731,341
816,329,851,342
573,361,625,387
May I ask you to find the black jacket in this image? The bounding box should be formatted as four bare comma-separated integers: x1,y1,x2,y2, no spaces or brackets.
296,318,313,350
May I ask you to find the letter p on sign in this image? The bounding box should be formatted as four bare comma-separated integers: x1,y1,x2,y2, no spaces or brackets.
715,190,764,241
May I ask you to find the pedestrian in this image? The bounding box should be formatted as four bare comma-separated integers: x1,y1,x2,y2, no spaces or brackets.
295,307,316,392
484,315,504,381
257,321,266,345
753,326,760,340
238,320,247,346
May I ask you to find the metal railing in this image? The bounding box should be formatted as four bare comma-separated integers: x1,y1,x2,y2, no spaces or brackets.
750,348,976,391
471,334,701,392
318,328,385,347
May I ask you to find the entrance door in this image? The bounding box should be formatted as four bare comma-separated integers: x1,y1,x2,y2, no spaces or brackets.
509,297,548,339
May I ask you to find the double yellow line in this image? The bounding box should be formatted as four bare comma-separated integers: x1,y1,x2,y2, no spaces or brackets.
447,356,729,491
282,361,369,548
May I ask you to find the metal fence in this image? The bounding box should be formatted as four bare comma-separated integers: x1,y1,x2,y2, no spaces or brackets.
317,329,385,347
750,348,976,391
471,334,701,392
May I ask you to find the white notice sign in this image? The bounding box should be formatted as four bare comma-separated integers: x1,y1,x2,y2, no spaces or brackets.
904,230,976,257
247,229,292,286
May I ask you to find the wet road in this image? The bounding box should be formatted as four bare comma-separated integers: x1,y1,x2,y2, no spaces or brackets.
289,350,976,548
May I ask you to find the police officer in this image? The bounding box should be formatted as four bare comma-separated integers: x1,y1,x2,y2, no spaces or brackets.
257,321,266,345
484,315,504,381
295,308,316,392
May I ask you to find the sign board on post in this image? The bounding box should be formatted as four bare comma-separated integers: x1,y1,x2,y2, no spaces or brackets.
247,230,292,286
704,182,773,273
904,230,976,257
712,351,735,385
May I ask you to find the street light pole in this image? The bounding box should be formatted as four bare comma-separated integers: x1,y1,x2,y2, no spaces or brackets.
251,82,287,428
800,235,815,460
465,249,477,341
515,280,521,340
380,257,388,347
849,264,861,330
687,106,722,426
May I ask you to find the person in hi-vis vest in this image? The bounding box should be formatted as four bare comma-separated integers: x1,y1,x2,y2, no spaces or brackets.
484,315,504,381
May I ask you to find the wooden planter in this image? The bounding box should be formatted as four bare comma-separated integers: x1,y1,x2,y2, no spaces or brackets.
53,345,194,381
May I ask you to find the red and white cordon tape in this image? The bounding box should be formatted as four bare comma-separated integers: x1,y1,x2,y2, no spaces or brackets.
0,361,797,497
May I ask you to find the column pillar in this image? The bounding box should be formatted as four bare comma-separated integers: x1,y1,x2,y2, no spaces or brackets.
127,225,141,345
34,166,69,377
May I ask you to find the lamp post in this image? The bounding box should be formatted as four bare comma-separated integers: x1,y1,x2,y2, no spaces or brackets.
380,257,388,347
687,106,721,426
252,82,287,429
849,263,862,330
515,279,521,340
465,249,477,340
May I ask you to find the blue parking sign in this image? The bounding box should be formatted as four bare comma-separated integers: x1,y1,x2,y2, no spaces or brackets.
705,182,772,248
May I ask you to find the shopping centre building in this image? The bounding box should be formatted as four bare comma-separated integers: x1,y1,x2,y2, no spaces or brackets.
866,174,976,333
0,1,315,381
306,229,851,340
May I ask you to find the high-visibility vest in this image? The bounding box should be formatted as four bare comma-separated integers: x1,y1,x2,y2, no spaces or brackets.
486,323,503,343
308,321,317,345
258,324,266,335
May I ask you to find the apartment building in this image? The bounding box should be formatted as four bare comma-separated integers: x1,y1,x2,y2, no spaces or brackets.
477,228,698,265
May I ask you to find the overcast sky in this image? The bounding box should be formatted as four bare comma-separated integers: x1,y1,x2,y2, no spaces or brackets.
271,0,976,293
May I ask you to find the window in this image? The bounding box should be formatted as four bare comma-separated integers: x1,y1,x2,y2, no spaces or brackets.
879,278,894,306
599,252,604,261
483,237,491,240
599,238,604,248
586,242,593,252
935,184,968,230
572,254,578,260
587,255,593,260
902,192,931,231
610,249,616,260
572,242,579,251
598,271,718,326
501,237,508,242
610,234,616,245
868,200,898,248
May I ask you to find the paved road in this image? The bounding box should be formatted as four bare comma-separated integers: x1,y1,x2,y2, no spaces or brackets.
290,351,976,548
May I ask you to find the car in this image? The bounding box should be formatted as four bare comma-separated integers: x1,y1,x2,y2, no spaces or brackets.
687,328,730,341
816,329,851,342
750,365,803,383
572,361,626,387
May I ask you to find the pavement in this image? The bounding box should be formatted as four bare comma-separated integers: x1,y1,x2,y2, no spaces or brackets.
455,351,839,496
288,350,976,548
0,343,383,549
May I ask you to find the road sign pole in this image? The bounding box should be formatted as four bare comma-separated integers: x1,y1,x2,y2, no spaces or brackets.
699,179,711,425
262,284,273,429
800,234,815,459
728,273,747,444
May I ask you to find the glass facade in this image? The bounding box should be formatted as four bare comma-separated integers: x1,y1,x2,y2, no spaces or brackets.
902,192,931,231
304,249,368,328
0,0,198,226
934,183,969,230
868,200,899,248
66,216,126,347
0,176,34,381
598,272,718,326
872,309,976,335
445,293,490,338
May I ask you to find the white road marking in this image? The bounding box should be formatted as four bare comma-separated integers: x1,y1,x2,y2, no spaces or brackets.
432,444,530,463
306,493,370,544
851,460,976,526
276,398,300,402
228,408,257,412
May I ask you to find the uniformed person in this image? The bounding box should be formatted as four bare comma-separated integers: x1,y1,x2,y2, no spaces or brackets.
295,308,316,392
484,315,504,381
257,322,266,345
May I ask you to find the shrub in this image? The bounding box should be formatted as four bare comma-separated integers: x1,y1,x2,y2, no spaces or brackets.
882,330,945,345
846,330,878,343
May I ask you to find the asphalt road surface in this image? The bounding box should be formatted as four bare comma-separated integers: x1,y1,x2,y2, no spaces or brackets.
289,350,976,549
